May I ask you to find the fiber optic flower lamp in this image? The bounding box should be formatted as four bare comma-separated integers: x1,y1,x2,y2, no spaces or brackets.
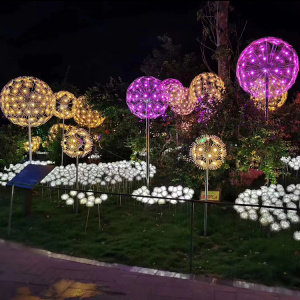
236,37,299,120
0,76,55,162
61,127,93,213
189,73,225,124
73,96,105,131
190,135,226,236
161,79,197,116
54,91,76,165
126,76,168,187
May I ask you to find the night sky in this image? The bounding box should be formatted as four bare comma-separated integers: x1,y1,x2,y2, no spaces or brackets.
1,1,300,93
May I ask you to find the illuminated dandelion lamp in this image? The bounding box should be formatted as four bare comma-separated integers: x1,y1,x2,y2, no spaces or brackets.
54,91,76,165
61,127,93,212
236,37,299,121
251,91,287,112
0,76,55,162
189,73,225,123
190,135,226,236
24,136,42,153
126,76,168,187
73,96,105,132
48,123,74,142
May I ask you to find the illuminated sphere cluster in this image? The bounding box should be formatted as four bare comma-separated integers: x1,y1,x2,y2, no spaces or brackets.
190,135,226,170
236,37,299,99
251,91,287,111
61,127,93,158
24,136,42,152
0,76,55,127
126,76,168,119
54,91,76,119
73,96,105,128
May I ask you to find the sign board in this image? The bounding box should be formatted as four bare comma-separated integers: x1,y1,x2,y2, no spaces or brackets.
7,164,54,189
200,190,221,202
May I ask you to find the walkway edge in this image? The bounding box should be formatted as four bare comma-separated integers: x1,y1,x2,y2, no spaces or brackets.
1,238,299,297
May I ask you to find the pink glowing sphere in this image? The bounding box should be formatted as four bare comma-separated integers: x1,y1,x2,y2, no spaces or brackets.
236,37,299,99
126,76,168,119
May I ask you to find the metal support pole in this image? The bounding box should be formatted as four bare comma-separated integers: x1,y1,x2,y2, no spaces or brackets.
189,201,194,271
75,156,79,213
28,121,32,163
204,168,209,237
146,117,150,189
265,73,269,122
7,184,15,236
61,117,65,166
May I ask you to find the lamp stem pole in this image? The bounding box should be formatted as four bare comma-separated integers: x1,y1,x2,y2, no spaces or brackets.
61,117,65,166
204,168,209,237
28,120,32,163
146,117,150,189
75,156,79,213
265,73,269,122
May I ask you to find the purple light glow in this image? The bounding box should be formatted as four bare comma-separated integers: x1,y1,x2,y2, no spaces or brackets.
236,37,299,99
126,76,168,119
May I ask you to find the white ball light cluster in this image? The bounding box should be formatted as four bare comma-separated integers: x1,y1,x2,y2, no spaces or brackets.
132,185,194,205
61,189,108,207
0,160,54,186
40,160,156,189
234,183,300,241
281,156,300,171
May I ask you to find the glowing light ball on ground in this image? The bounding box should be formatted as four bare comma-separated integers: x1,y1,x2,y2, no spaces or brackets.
236,37,299,100
126,76,168,119
190,135,226,170
53,91,75,119
0,76,55,127
73,96,105,129
24,136,42,152
61,127,93,158
251,91,287,111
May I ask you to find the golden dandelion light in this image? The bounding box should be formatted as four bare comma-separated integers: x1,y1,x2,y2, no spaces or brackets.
72,96,105,130
53,91,75,119
0,76,55,162
190,135,226,236
189,73,225,123
24,136,42,152
61,127,93,159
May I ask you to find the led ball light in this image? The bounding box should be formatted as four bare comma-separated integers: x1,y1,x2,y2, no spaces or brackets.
251,91,287,111
48,123,75,142
236,37,299,99
0,76,55,127
24,136,42,152
53,91,75,119
189,72,225,104
190,135,226,170
126,76,168,119
72,96,105,128
61,127,93,158
168,86,196,116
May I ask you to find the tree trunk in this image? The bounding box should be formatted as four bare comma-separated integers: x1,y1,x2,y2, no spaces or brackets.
215,1,230,82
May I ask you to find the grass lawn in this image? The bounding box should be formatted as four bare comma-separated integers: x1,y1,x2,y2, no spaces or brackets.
0,185,300,289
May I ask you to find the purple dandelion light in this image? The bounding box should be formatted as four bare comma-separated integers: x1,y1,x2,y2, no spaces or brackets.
126,76,168,119
236,37,299,120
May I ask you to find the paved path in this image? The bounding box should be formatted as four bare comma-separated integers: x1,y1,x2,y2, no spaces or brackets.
0,240,299,300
